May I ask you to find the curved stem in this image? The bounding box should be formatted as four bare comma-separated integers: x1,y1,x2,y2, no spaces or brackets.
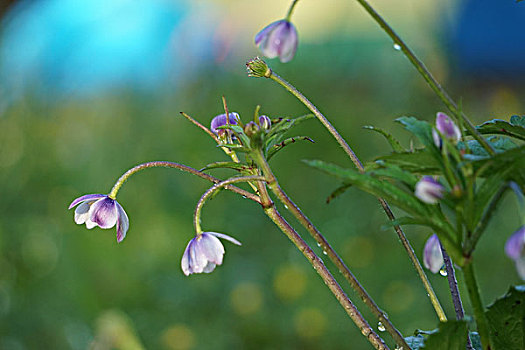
252,150,408,348
108,161,261,204
265,70,447,322
462,261,492,350
193,175,265,233
350,0,494,155
285,0,301,21
256,181,389,350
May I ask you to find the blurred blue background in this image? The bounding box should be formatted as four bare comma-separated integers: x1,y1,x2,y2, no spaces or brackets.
0,0,524,349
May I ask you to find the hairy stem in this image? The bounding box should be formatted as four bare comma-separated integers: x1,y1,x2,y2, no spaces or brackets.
193,175,265,233
350,0,494,155
253,149,408,348
265,70,447,322
462,261,491,350
108,161,261,204
256,181,389,350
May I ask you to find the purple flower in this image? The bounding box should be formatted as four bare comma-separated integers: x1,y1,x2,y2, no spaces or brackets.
68,194,129,243
258,115,272,130
423,234,444,274
210,112,239,137
255,20,298,63
415,176,444,204
432,112,461,148
505,227,525,280
181,232,241,276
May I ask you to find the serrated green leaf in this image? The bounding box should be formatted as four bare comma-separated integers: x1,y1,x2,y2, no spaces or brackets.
266,114,314,139
422,320,468,350
474,118,525,141
363,125,405,152
376,149,442,175
396,116,436,149
510,115,525,127
485,285,525,350
199,161,252,172
367,162,419,187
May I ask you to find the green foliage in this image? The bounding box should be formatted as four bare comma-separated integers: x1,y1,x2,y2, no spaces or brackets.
422,321,468,350
474,116,525,141
200,161,253,172
485,285,525,350
376,149,441,175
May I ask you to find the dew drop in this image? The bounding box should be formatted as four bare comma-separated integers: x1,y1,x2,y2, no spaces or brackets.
322,250,328,255
393,43,402,51
316,242,322,248
439,267,448,277
284,205,288,209
377,322,386,332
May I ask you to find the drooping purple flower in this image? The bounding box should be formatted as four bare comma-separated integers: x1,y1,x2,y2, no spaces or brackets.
432,112,461,148
255,20,298,63
210,112,239,137
69,194,129,243
415,176,445,204
423,234,444,274
181,232,241,276
505,226,525,280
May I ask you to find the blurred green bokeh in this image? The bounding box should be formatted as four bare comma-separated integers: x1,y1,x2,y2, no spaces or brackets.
0,1,523,349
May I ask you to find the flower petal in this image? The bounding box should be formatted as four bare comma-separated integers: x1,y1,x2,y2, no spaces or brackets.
181,241,193,276
277,22,298,63
89,197,118,229
515,257,525,280
85,219,98,229
68,194,106,209
423,234,444,274
200,233,224,265
74,201,92,224
254,20,283,45
208,232,242,246
116,202,129,243
505,227,525,260
202,262,217,274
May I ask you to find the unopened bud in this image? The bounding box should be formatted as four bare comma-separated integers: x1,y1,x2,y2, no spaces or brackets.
244,121,259,137
258,115,272,131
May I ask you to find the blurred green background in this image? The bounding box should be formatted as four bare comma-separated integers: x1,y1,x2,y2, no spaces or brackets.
0,0,523,349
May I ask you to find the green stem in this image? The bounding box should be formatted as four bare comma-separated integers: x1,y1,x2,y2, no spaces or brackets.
265,70,447,322
351,0,495,156
462,261,492,350
253,150,408,348
108,161,261,204
193,175,265,233
285,0,300,21
256,181,389,350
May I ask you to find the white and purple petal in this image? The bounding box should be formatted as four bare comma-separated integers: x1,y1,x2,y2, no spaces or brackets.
69,194,106,209
505,227,525,260
89,197,118,229
435,112,461,142
116,202,129,243
423,234,444,274
415,176,444,204
210,113,239,135
255,20,283,45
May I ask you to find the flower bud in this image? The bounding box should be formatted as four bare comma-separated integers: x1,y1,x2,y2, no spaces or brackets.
415,176,444,204
505,227,525,280
244,121,259,137
246,57,272,78
254,20,298,63
423,234,444,274
258,115,272,131
432,112,461,148
210,112,239,137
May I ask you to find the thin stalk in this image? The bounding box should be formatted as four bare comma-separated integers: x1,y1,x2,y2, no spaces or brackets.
285,0,301,21
264,70,447,322
108,161,261,204
441,246,473,350
462,262,492,350
256,182,389,350
252,150,408,349
193,176,265,233
351,0,495,156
